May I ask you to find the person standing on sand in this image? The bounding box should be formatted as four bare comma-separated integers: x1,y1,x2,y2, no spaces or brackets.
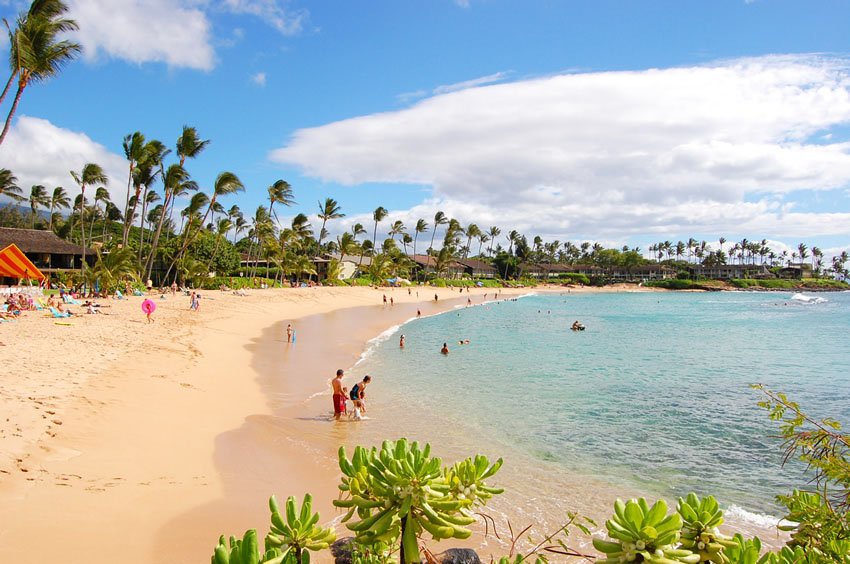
286,324,293,343
434,293,438,302
332,369,346,421
171,281,177,296
417,309,421,318
383,294,387,305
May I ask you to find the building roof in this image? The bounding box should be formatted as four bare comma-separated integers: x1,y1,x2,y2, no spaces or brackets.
328,253,373,267
0,227,84,255
454,258,497,272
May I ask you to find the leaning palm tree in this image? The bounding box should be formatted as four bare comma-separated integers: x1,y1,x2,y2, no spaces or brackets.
388,220,406,241
143,164,188,279
464,224,480,259
267,179,295,224
176,125,210,167
429,211,447,253
69,163,108,274
125,140,167,242
316,197,344,248
0,168,23,204
47,185,69,229
372,206,388,254
0,0,81,146
797,243,809,271
89,185,110,244
487,226,500,256
121,131,146,244
413,218,428,258
28,184,48,227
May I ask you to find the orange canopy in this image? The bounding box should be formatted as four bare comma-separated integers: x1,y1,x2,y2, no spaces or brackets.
0,244,45,281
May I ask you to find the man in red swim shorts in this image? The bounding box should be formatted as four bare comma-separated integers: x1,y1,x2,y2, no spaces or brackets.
332,369,346,420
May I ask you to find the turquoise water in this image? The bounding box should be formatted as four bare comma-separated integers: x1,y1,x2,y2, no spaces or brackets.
355,291,850,518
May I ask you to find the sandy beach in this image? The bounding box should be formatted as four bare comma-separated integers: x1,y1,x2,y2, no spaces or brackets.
1,284,547,562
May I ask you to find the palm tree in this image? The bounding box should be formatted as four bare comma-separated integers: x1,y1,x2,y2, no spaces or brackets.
69,163,108,274
267,179,295,224
797,243,808,270
0,0,81,146
206,217,233,272
89,247,138,294
464,224,480,259
121,131,146,245
28,184,48,227
144,163,188,279
429,211,447,253
413,218,428,258
90,185,110,244
47,185,69,230
487,226,501,256
337,231,357,258
477,232,489,258
176,125,210,167
372,206,388,254
317,197,344,248
0,168,22,204
125,140,167,242
401,233,413,255
388,220,406,241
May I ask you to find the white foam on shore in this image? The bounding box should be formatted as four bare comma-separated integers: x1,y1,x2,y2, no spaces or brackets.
791,292,827,304
725,504,792,530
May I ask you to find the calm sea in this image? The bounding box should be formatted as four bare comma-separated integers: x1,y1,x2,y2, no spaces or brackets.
349,290,850,533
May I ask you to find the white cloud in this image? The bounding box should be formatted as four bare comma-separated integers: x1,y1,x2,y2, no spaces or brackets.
399,72,509,102
251,71,267,86
272,55,850,241
220,0,306,35
68,0,215,70
0,116,127,204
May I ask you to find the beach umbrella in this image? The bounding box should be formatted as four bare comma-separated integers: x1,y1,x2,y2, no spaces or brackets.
141,299,156,314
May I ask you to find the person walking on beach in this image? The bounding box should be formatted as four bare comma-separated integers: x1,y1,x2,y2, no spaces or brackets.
331,369,346,421
286,324,293,343
350,375,371,419
416,309,421,317
383,294,387,305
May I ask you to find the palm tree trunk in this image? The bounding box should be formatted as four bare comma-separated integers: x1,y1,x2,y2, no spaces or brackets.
48,202,55,231
0,72,16,108
79,186,87,275
121,167,134,246
137,186,150,264
145,190,173,281
0,79,27,147
88,204,96,247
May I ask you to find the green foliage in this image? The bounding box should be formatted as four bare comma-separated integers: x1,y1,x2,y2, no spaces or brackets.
558,273,590,285
731,278,848,290
753,386,850,560
89,247,139,293
677,494,736,562
334,439,502,564
645,279,701,290
266,494,336,564
593,498,697,563
187,230,240,275
212,495,334,564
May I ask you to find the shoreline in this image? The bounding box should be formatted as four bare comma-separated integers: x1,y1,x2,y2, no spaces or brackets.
0,284,791,562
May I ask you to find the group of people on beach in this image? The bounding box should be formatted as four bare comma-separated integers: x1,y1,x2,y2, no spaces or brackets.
331,369,372,421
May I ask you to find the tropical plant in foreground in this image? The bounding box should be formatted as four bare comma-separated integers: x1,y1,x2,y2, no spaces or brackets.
677,494,734,562
265,494,336,564
592,498,698,564
334,439,503,564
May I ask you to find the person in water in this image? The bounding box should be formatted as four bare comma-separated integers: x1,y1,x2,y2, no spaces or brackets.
399,334,405,348
441,342,449,355
331,369,346,421
350,375,372,419
572,320,584,331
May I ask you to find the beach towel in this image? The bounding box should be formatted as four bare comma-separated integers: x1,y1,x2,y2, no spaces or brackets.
49,307,71,318
133,289,143,297
115,290,124,300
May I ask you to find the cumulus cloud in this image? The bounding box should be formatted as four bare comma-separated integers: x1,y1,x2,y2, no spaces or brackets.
251,71,267,86
272,55,850,241
0,116,127,204
68,0,215,70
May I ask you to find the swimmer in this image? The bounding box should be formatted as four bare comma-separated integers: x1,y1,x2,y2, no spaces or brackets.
399,334,405,348
441,342,449,355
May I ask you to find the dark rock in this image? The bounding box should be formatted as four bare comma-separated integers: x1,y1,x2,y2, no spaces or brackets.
331,537,355,564
439,548,482,564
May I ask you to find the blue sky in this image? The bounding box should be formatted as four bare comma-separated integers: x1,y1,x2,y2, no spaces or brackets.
1,0,850,260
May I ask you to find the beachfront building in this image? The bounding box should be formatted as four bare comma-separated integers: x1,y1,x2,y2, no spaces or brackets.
689,263,774,280
0,227,87,278
454,258,498,278
326,253,373,279
409,254,464,278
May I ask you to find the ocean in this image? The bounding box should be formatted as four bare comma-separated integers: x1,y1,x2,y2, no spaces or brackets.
348,290,849,535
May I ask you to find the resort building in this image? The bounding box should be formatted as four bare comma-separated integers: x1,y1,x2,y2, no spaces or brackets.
0,227,87,277
326,253,373,279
